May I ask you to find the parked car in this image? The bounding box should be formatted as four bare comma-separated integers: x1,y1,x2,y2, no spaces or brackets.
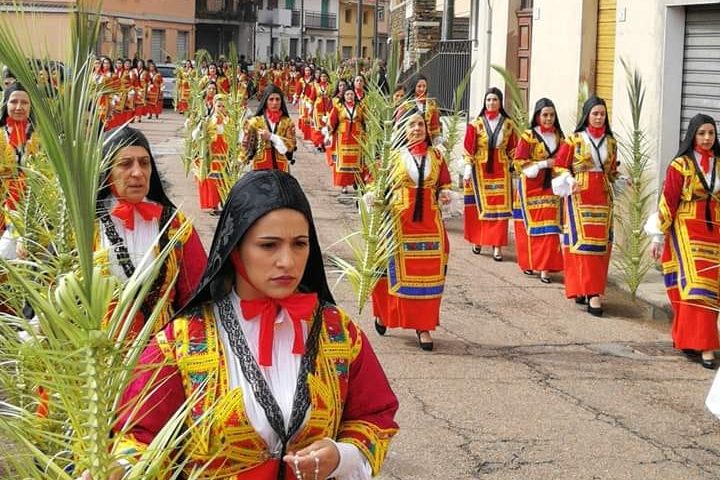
155,63,176,108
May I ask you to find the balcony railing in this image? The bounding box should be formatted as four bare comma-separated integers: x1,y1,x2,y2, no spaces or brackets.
305,11,337,29
292,10,301,27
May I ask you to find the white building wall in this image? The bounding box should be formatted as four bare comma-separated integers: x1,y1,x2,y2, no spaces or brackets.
468,0,512,116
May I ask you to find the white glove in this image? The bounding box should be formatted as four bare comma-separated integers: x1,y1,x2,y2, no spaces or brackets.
643,212,663,238
321,126,329,136
463,164,472,181
191,124,202,141
362,191,375,210
523,163,540,179
551,172,576,197
216,124,224,135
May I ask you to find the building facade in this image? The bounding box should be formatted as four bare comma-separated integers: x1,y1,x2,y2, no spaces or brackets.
338,0,379,60
468,0,720,187
196,0,255,60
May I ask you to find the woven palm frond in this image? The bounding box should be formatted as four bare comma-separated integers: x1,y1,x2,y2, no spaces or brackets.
490,64,528,138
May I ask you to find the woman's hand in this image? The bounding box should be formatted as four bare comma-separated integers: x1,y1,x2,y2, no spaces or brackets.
439,189,452,205
546,157,555,168
258,128,271,141
283,438,340,480
651,241,664,260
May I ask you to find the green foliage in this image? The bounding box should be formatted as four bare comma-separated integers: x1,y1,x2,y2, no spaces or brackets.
0,3,203,478
442,63,475,183
613,59,655,299
490,64,527,138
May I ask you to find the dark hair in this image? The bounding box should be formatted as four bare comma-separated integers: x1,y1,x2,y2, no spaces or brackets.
575,96,613,136
254,84,290,118
479,87,509,118
0,83,34,126
529,97,564,138
180,170,335,312
404,74,428,101
676,113,720,158
97,126,174,210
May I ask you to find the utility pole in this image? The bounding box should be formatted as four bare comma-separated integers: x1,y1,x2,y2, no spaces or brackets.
299,0,305,59
441,0,454,41
373,0,379,58
357,0,363,59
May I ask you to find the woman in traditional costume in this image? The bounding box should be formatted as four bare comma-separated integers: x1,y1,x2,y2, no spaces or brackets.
352,74,366,103
512,97,564,283
176,59,193,114
111,169,399,480
462,87,517,261
240,85,296,172
553,96,618,316
399,75,442,146
327,89,366,194
311,70,333,152
324,79,349,169
144,60,163,120
96,127,206,336
297,66,316,141
372,110,452,351
132,59,148,122
195,93,230,213
646,113,720,369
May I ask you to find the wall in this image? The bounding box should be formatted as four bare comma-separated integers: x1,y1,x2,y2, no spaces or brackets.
0,4,74,60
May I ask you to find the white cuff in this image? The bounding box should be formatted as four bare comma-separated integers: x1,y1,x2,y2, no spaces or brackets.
551,172,575,197
536,160,549,170
522,164,540,179
644,212,664,239
328,439,372,480
463,164,472,181
270,134,288,155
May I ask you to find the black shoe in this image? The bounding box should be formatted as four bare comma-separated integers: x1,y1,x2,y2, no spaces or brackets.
682,349,701,361
587,296,603,316
575,296,587,305
472,246,482,255
540,275,551,284
523,269,534,276
374,318,387,336
416,330,433,351
492,254,503,262
701,358,718,370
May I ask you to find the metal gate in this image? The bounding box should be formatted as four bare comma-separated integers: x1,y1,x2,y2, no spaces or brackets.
680,5,720,138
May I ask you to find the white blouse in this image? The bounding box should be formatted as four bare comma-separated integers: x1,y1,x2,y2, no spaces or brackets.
216,290,371,480
99,196,159,282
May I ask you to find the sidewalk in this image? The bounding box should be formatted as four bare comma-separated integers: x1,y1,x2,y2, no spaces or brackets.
441,116,673,323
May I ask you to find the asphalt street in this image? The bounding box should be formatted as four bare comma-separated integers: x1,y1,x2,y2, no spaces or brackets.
140,108,720,480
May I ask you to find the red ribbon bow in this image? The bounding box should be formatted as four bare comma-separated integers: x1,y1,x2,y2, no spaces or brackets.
539,124,555,134
240,292,318,367
266,110,282,124
409,142,428,156
587,125,606,138
485,110,499,120
111,199,162,231
6,118,27,149
695,146,713,173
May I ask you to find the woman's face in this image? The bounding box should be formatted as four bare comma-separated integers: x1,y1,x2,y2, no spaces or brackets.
485,93,500,112
538,106,556,128
184,60,192,68
266,93,282,111
214,98,227,115
236,208,310,300
110,145,152,204
393,88,405,104
405,113,427,145
343,89,356,104
102,58,112,71
415,79,427,97
207,84,217,97
304,67,312,77
588,105,607,128
137,60,145,70
115,59,123,70
320,73,329,83
337,81,347,94
124,60,132,70
209,64,217,75
354,76,364,89
695,123,717,151
7,90,30,122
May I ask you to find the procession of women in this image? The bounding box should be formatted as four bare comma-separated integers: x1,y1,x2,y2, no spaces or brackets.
0,6,720,476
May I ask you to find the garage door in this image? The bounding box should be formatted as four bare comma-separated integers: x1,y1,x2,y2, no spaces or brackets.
680,5,720,137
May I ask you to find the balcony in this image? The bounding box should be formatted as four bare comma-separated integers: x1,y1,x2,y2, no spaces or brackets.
304,11,336,29
196,0,257,22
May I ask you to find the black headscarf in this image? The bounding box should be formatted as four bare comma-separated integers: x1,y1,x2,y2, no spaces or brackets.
529,97,564,137
676,113,720,158
254,84,290,118
478,87,510,118
97,126,174,210
575,95,613,136
180,170,334,313
0,83,34,127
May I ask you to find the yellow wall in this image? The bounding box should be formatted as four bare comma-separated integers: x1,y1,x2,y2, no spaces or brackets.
339,2,376,58
0,10,74,60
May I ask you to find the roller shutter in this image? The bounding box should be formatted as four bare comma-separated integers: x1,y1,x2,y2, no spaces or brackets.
680,5,720,138
151,29,165,62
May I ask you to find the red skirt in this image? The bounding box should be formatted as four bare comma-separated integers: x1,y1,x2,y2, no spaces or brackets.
198,178,221,210
464,210,509,247
667,287,720,351
514,220,563,272
562,245,611,298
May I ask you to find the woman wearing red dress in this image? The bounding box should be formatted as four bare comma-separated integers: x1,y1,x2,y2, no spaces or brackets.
311,71,333,152
462,87,517,261
553,96,618,316
145,60,163,119
647,113,720,369
327,89,366,194
512,98,564,283
372,110,452,351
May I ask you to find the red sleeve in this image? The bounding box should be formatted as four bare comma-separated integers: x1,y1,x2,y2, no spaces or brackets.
463,124,476,156
114,336,185,445
430,108,440,132
658,163,684,228
329,106,339,131
438,156,452,187
555,141,573,170
514,137,530,161
341,328,399,431
174,228,207,311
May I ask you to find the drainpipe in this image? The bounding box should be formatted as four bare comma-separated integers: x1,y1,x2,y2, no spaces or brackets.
484,0,492,89
441,0,454,40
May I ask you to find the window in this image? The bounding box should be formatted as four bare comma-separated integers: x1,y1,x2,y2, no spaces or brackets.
342,46,352,59
290,38,298,58
151,29,166,62
285,0,295,8
378,6,384,21
176,31,188,61
363,10,369,24
362,46,367,57
326,39,336,54
345,8,352,23
268,0,278,9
